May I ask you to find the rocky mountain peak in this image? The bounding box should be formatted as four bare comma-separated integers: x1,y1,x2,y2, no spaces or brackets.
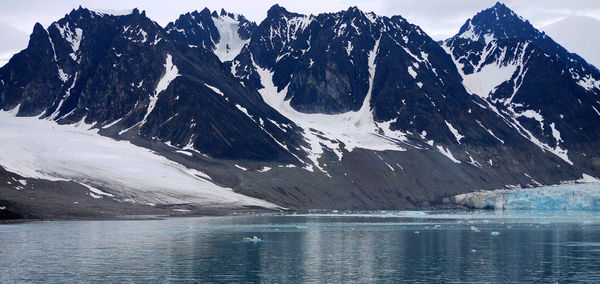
455,2,535,44
266,4,292,18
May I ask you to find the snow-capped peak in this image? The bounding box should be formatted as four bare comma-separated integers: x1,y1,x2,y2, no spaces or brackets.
454,2,529,44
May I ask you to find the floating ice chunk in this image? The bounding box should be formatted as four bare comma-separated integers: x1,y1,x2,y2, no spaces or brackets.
407,211,427,216
0,206,6,210
490,231,500,236
243,236,261,243
414,231,420,234
470,226,480,232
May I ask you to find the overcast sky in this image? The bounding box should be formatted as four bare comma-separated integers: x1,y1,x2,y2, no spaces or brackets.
1,0,599,65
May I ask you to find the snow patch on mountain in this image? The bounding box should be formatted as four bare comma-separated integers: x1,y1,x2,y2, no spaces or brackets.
50,72,78,120
463,62,516,99
204,83,224,96
445,120,464,144
436,145,461,164
445,41,521,99
212,14,250,62
0,107,279,209
253,38,407,172
141,54,180,126
55,22,83,62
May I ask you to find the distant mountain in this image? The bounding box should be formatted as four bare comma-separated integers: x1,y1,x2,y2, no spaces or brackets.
1,3,599,218
542,16,600,70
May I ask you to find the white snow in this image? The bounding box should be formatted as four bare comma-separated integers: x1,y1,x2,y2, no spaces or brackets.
575,74,600,92
55,23,83,62
592,106,600,116
445,120,464,144
443,41,529,101
386,163,395,171
138,29,148,44
258,167,272,173
58,68,69,83
476,120,504,144
212,14,249,62
462,59,517,99
235,104,252,119
204,83,225,96
407,66,417,79
151,35,161,45
234,164,248,171
0,108,280,208
172,208,191,212
345,41,353,56
50,72,78,120
458,21,478,42
549,122,563,143
80,183,114,198
254,38,407,172
436,145,461,164
141,54,180,126
579,173,599,183
176,150,193,156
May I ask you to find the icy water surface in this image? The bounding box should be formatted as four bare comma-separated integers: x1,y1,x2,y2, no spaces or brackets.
2,210,600,282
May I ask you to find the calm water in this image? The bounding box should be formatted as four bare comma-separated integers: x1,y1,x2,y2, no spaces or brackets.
2,210,600,283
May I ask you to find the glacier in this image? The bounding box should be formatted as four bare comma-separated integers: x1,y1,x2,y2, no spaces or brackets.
0,107,280,209
452,181,600,210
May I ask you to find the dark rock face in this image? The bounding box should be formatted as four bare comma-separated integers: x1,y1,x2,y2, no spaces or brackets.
0,4,599,214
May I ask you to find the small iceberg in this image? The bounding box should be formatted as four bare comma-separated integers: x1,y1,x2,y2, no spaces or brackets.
243,236,261,243
490,231,500,236
470,226,480,232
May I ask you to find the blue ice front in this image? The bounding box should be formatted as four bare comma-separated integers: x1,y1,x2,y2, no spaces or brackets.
485,183,600,210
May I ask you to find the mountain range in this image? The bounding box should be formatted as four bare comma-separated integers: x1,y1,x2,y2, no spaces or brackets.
1,2,599,218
